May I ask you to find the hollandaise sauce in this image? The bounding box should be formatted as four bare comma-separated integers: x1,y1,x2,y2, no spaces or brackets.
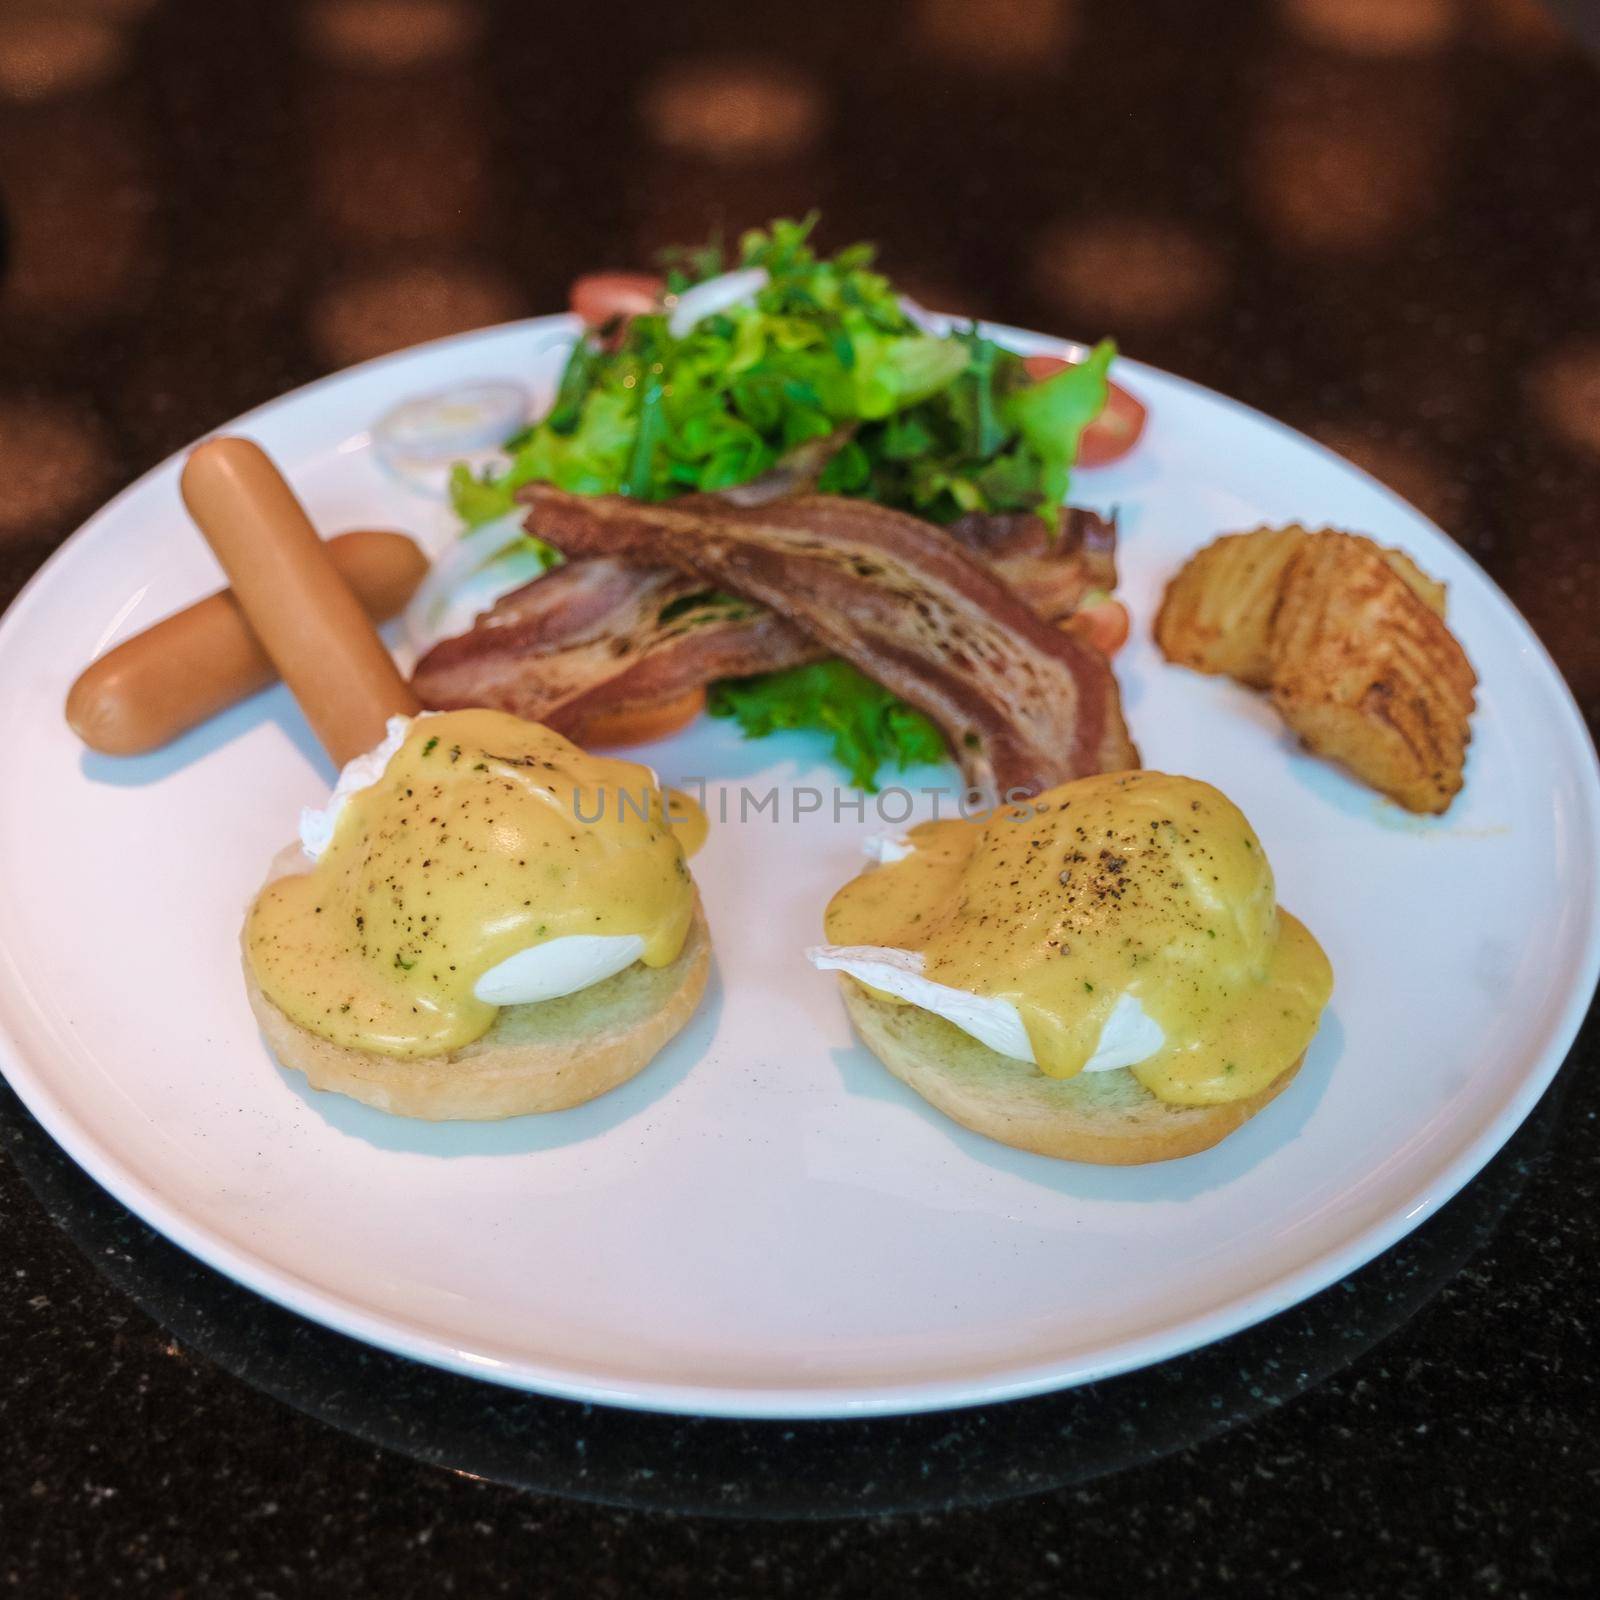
663,787,709,858
248,710,698,1057
824,771,1332,1106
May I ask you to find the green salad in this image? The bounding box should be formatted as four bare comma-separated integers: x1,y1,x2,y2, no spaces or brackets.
450,216,1114,788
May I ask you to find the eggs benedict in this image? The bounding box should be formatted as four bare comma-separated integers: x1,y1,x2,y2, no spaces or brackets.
243,708,710,1119
808,771,1331,1163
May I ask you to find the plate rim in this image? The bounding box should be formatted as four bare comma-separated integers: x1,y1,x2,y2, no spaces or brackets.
1,316,1597,1419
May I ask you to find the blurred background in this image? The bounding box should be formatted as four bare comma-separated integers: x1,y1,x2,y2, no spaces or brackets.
1,0,1597,725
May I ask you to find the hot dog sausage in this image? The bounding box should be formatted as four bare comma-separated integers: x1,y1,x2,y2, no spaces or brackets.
67,529,428,756
180,438,421,767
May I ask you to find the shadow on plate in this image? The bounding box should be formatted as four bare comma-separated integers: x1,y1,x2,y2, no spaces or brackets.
0,1028,1575,1522
79,688,337,789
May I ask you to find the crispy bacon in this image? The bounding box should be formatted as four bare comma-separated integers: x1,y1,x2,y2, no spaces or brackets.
521,488,1138,794
951,508,1116,622
411,508,1117,747
409,558,802,734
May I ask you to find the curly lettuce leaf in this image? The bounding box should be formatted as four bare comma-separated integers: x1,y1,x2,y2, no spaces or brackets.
449,461,516,527
708,660,947,791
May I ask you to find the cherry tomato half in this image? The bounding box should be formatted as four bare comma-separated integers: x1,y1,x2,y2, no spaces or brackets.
1060,597,1132,656
569,272,663,327
1022,353,1148,467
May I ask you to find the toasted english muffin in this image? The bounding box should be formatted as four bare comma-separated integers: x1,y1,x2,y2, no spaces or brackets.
243,845,710,1120
839,979,1302,1165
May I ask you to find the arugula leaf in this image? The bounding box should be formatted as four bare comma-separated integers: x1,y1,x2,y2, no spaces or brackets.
544,333,605,434
708,660,947,791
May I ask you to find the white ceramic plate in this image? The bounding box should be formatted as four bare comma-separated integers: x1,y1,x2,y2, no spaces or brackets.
1,317,1597,1419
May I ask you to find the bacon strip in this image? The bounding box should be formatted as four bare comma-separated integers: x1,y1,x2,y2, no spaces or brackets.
409,557,796,734
521,489,1138,794
411,508,1117,743
951,508,1117,623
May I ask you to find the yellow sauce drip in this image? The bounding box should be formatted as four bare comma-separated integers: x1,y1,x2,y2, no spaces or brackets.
246,710,696,1057
823,771,1332,1106
663,788,708,857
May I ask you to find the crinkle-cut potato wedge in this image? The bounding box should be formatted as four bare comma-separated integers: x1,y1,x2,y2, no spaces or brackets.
1156,523,1474,812
1377,545,1448,619
1268,537,1477,814
1154,525,1308,687
1155,525,1450,691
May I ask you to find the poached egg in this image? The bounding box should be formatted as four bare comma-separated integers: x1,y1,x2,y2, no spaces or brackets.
811,772,1332,1107
298,714,647,1010
251,709,699,1056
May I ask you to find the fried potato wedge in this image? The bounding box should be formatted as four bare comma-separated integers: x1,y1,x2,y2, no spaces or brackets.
1155,524,1473,812
1268,538,1476,814
1377,546,1447,618
1155,524,1448,692
1154,525,1309,687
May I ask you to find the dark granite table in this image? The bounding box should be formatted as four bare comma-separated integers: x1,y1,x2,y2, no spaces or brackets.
2,0,1598,1592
